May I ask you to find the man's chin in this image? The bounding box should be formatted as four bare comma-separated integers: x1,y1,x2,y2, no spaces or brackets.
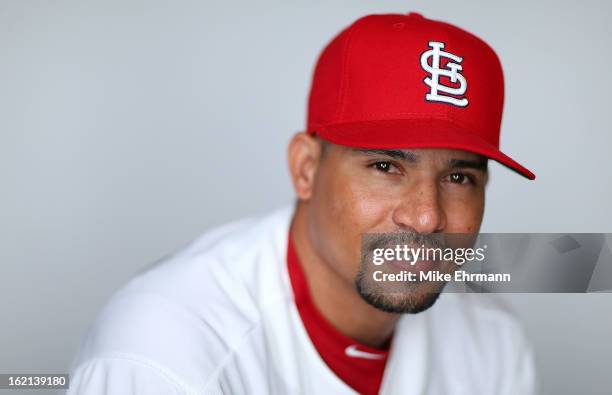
355,282,443,314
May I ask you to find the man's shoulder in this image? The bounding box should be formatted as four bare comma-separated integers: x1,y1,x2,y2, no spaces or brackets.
70,205,295,392
432,292,527,339
156,204,294,271
427,293,532,369
120,204,294,314
389,294,535,394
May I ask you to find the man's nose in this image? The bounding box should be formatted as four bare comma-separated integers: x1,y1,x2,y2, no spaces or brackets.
391,181,446,233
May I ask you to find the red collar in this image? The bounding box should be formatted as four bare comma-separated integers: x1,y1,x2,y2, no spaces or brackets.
287,233,389,395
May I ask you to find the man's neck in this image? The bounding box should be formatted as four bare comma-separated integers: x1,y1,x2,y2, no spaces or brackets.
289,202,400,349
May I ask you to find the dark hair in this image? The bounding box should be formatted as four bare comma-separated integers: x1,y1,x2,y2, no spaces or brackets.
317,137,330,160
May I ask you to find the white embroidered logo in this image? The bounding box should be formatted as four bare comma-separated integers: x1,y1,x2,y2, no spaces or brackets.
420,41,468,107
344,345,385,360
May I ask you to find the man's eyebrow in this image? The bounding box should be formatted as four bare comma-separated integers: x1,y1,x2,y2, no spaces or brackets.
354,149,419,163
449,158,488,171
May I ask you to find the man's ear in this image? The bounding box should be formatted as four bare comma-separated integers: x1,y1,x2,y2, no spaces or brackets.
287,132,323,201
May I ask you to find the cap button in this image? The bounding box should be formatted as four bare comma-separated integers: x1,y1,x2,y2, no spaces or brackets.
407,12,424,19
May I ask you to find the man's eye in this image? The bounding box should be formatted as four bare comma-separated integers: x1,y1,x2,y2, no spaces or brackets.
370,161,397,173
448,173,472,185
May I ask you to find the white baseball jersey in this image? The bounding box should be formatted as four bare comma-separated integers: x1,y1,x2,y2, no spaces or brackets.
67,205,536,394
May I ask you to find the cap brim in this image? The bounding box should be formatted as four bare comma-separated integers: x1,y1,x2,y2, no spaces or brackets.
312,119,535,180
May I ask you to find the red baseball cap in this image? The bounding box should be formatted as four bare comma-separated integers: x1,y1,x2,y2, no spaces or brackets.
306,12,535,180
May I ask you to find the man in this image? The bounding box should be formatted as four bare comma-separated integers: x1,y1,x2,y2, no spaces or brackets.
68,12,536,394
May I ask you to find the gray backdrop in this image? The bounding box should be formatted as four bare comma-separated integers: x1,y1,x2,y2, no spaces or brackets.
1,0,611,394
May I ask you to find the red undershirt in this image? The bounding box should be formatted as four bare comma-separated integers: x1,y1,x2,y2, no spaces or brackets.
287,233,390,395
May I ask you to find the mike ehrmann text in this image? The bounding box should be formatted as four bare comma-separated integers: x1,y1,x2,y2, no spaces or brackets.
373,270,511,283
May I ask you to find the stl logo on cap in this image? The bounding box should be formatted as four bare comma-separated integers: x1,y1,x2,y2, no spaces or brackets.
420,41,468,107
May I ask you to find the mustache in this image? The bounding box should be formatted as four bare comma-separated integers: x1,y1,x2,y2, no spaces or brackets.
362,232,447,254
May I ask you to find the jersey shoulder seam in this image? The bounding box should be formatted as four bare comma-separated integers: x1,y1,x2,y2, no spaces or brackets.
200,291,297,391
73,351,202,394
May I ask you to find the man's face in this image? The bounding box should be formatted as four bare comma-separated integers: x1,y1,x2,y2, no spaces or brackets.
306,141,488,314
